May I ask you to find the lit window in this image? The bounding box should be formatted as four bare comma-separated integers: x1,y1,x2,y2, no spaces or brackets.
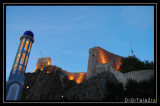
24,55,28,66
48,61,51,65
20,53,25,64
15,52,20,63
28,42,32,52
20,39,25,50
14,64,17,69
23,66,26,71
24,40,29,51
18,65,22,70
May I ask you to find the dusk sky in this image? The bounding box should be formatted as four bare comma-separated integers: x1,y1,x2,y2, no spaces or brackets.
6,6,154,81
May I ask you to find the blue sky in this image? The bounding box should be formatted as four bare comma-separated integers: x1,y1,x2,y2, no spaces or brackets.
6,6,154,81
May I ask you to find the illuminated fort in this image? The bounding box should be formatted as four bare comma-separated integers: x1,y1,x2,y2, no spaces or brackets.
34,46,123,83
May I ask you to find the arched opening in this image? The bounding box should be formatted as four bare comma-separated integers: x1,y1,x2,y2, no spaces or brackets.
28,42,32,52
20,39,25,50
6,83,20,100
24,40,29,51
15,52,20,64
24,55,28,66
20,53,26,65
18,65,22,70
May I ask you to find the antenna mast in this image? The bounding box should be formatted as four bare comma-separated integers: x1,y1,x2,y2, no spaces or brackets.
130,42,134,56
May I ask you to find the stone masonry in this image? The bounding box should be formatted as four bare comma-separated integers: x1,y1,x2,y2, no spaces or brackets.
86,46,123,80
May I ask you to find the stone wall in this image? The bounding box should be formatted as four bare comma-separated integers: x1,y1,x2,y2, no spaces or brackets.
95,63,154,88
66,72,86,84
64,70,120,101
86,47,123,80
86,47,99,80
34,57,51,72
124,69,154,83
97,47,122,70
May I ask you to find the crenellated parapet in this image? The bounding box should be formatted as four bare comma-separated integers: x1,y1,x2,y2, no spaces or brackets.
94,63,154,88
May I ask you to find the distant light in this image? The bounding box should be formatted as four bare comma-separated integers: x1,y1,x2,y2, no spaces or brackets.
68,74,74,80
48,61,51,65
61,95,64,98
26,86,29,89
46,70,51,74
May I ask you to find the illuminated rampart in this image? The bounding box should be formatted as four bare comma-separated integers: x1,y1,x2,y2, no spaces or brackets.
34,47,123,83
67,72,86,84
86,47,123,80
34,57,51,72
97,47,122,70
34,57,86,84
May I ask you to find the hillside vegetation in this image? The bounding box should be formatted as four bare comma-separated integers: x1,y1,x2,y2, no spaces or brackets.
119,56,154,73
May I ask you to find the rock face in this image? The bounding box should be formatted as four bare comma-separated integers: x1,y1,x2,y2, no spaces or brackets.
21,66,76,101
21,64,154,101
64,71,120,101
21,65,121,101
20,46,155,101
67,72,86,84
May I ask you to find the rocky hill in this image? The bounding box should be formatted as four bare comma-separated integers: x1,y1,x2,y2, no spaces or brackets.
21,66,76,101
21,65,121,101
21,65,155,102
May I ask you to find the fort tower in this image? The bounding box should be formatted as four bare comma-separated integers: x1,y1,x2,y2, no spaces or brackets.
86,47,123,80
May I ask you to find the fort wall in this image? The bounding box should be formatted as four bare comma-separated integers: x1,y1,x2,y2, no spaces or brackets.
96,63,154,87
67,72,86,84
97,47,122,70
86,47,123,80
34,57,51,72
34,58,86,84
86,47,99,80
34,47,154,85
